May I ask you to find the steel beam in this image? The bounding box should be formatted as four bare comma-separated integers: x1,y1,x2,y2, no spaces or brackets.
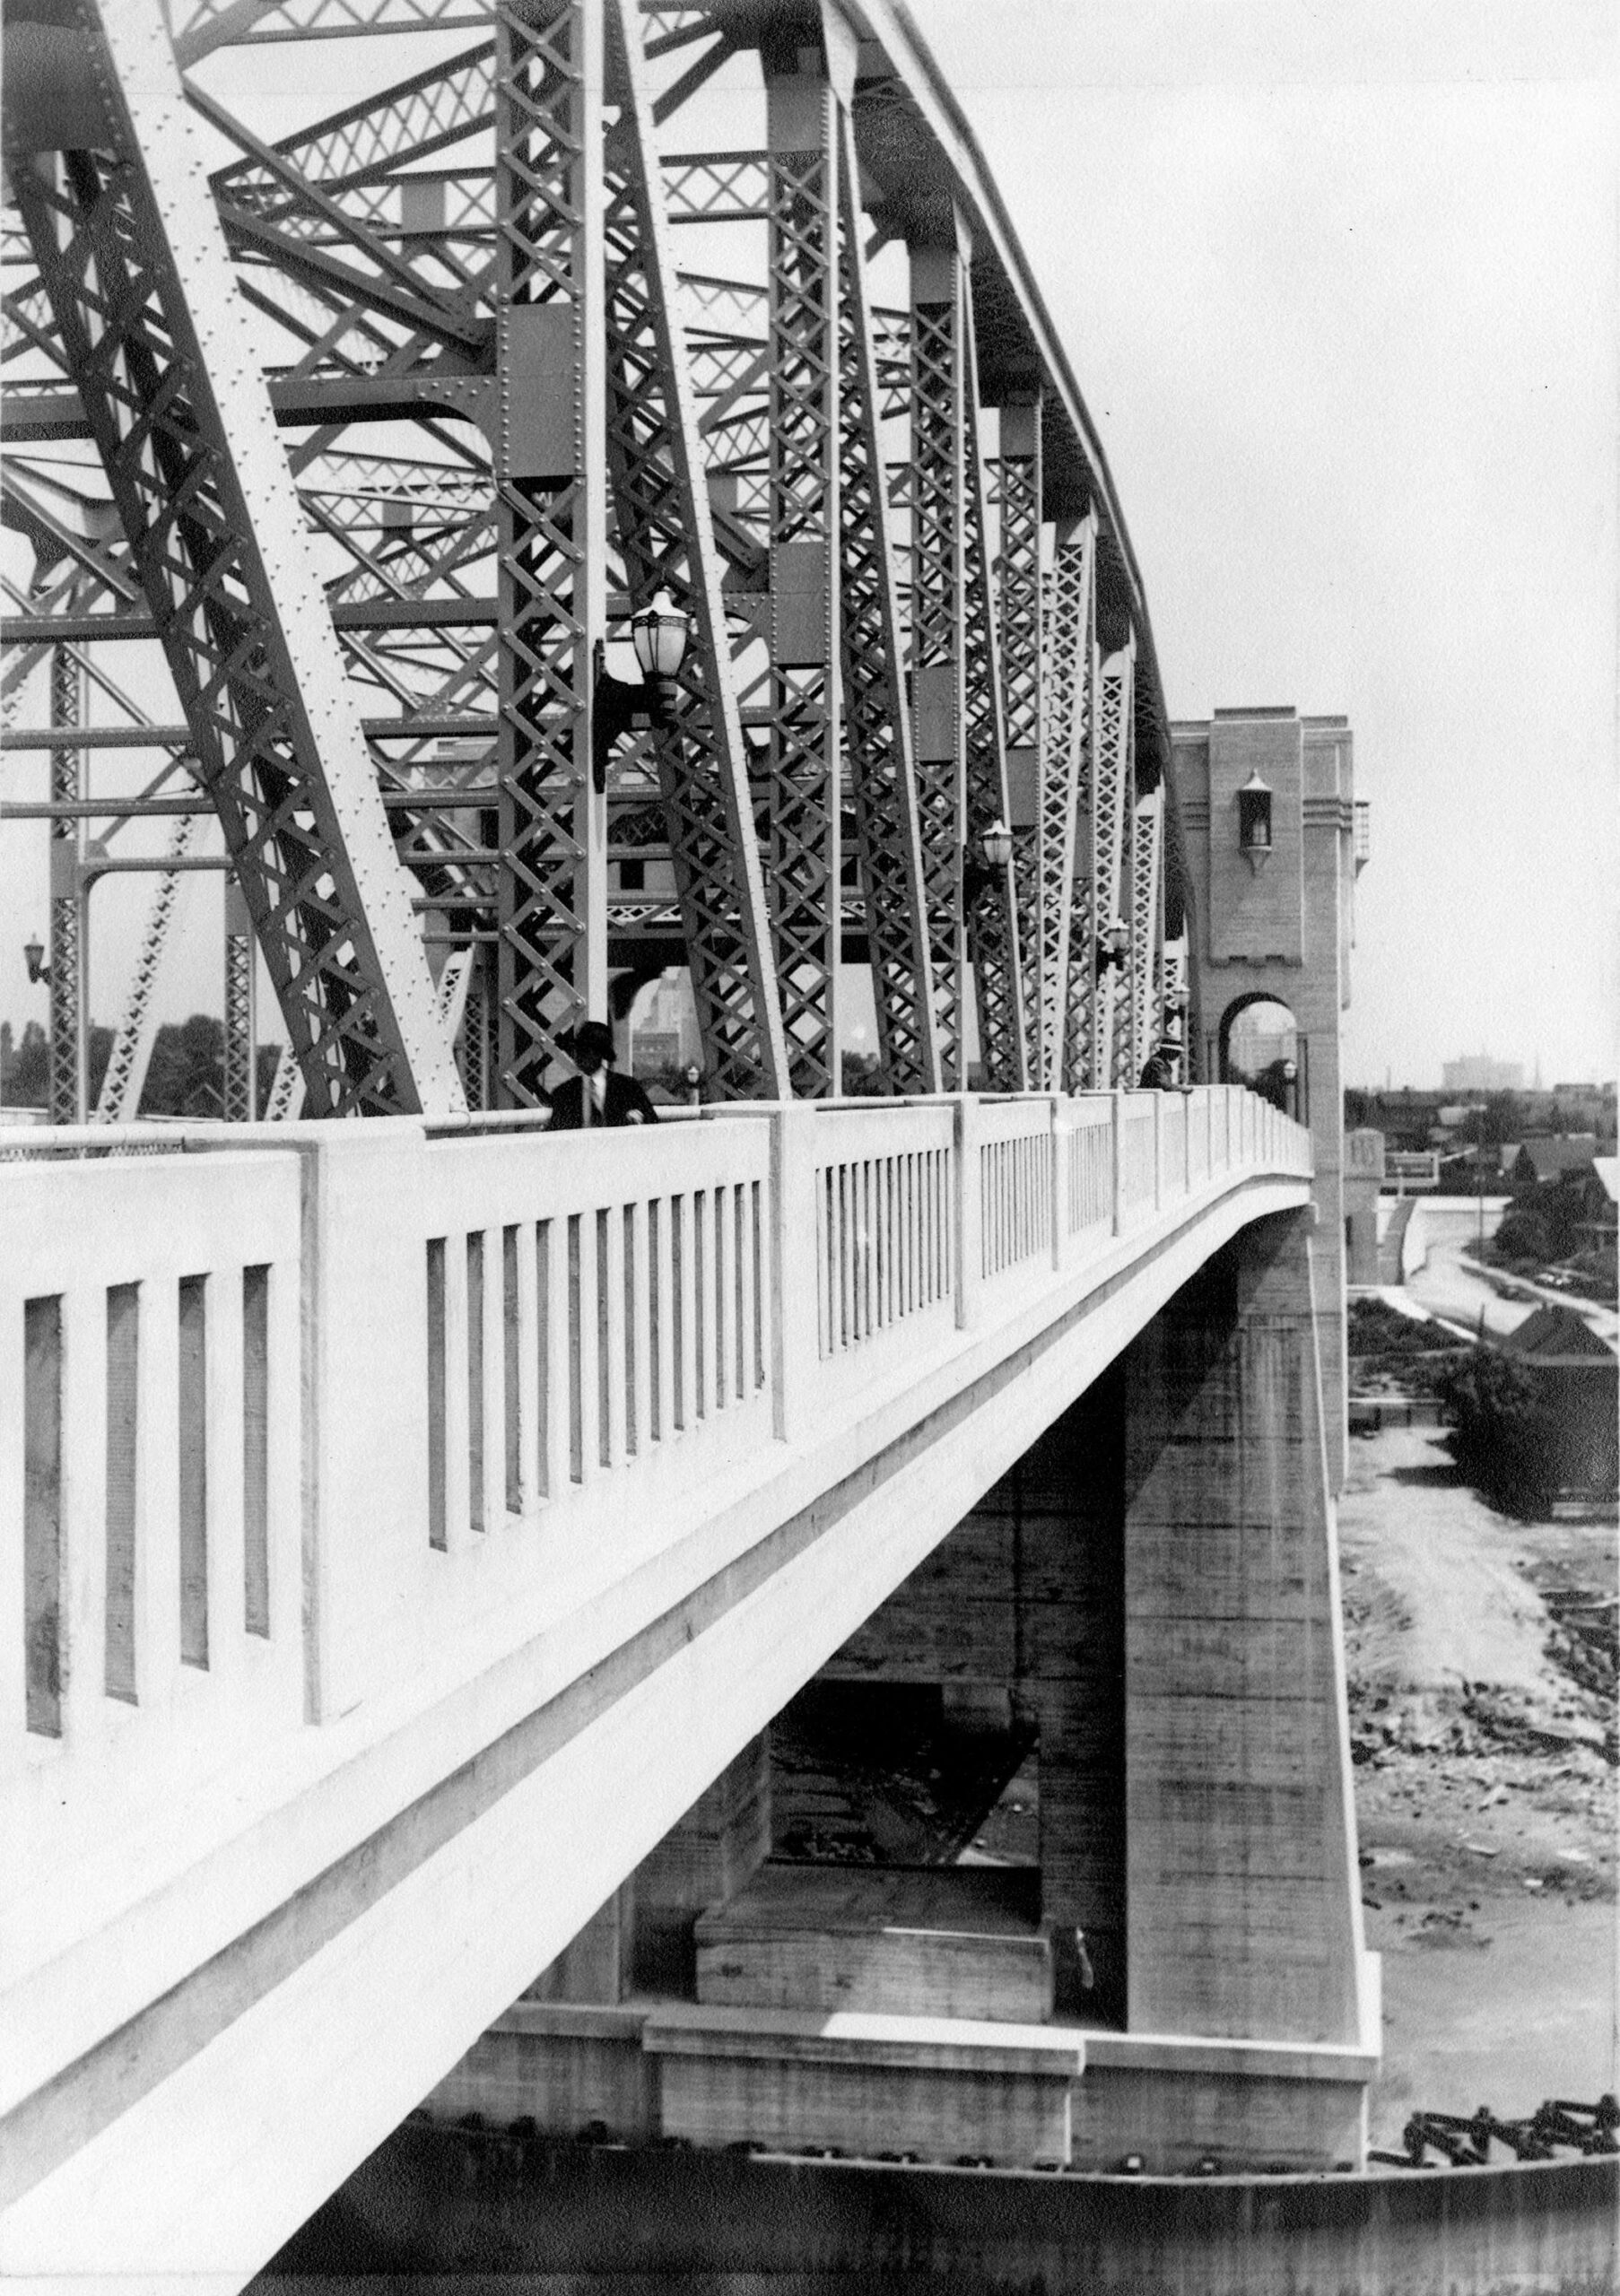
759,43,841,1095
222,874,258,1121
834,104,939,1096
961,294,1025,1089
1092,639,1135,1091
602,0,787,1100
997,393,1042,1073
1037,513,1094,1092
907,222,969,1087
48,645,87,1127
7,0,461,1118
492,0,606,1106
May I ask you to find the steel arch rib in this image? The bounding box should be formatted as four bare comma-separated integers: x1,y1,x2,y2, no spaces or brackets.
7,0,461,1118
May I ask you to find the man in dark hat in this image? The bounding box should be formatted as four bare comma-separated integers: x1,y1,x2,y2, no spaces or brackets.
1138,1039,1180,1091
546,1019,660,1130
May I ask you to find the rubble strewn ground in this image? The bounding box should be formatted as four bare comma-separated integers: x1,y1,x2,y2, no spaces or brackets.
1338,1423,1617,2148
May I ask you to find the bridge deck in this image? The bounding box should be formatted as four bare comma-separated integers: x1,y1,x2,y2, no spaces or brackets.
3,1085,1310,2281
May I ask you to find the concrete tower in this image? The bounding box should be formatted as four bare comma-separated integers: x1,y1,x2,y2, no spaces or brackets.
1177,708,1362,1487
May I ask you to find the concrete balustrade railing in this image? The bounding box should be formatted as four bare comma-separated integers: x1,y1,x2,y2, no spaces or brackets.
2,1087,1308,1926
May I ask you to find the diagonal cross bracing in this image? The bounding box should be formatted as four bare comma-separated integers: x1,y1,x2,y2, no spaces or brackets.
8,0,460,1117
960,294,1025,1089
760,58,840,1097
602,0,786,1100
1037,513,1094,1091
492,0,605,1106
996,394,1042,1074
907,230,967,1086
834,104,938,1096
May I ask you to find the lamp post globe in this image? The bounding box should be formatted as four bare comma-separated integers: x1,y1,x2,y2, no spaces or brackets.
631,588,689,682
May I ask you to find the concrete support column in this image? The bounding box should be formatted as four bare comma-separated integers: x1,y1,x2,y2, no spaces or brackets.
629,1733,771,1994
1121,1209,1366,2047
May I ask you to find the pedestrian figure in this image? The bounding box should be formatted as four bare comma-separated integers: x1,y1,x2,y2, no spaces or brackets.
546,1019,659,1129
1139,1041,1179,1091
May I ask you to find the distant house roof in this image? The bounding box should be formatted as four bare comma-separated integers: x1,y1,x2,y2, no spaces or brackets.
1500,1304,1617,1365
1512,1135,1599,1182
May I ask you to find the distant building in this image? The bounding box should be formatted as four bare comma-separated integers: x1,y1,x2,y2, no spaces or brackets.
1497,1305,1618,1498
1510,1135,1599,1187
1442,1055,1524,1093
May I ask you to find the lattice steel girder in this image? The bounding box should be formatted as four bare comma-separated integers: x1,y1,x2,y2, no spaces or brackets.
907,222,969,1087
834,101,938,1096
6,0,462,1118
960,291,1026,1090
223,873,258,1120
95,810,198,1121
759,37,843,1096
997,391,1042,1069
603,0,787,1100
48,643,87,1126
1092,638,1134,1090
1037,511,1094,1091
492,0,607,1108
1130,782,1163,1084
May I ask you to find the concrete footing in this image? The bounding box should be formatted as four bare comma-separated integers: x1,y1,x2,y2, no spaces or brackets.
425,2000,1375,2175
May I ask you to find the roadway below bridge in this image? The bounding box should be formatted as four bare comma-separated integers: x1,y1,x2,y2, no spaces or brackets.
1406,1240,1618,1351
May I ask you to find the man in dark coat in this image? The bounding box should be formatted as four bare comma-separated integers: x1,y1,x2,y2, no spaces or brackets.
546,1018,659,1130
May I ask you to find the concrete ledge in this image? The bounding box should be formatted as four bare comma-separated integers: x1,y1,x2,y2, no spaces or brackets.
645,2005,1083,2167
1083,2030,1380,2084
643,2003,1084,2078
494,2001,651,2045
695,1864,1052,2022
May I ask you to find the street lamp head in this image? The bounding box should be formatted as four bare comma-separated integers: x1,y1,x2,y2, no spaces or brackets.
631,588,690,682
979,818,1014,872
23,934,48,986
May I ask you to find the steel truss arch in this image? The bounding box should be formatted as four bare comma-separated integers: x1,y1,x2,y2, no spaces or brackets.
2,0,1182,1116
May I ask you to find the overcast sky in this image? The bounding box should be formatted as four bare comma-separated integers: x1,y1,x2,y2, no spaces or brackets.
3,0,1613,1091
906,0,1616,1088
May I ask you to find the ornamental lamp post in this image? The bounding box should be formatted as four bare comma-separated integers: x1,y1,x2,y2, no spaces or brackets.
591,589,691,794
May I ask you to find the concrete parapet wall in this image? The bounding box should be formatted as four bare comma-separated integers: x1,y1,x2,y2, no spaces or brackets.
1398,1196,1510,1279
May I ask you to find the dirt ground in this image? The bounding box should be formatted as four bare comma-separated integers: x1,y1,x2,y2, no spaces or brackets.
1338,1422,1618,2150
